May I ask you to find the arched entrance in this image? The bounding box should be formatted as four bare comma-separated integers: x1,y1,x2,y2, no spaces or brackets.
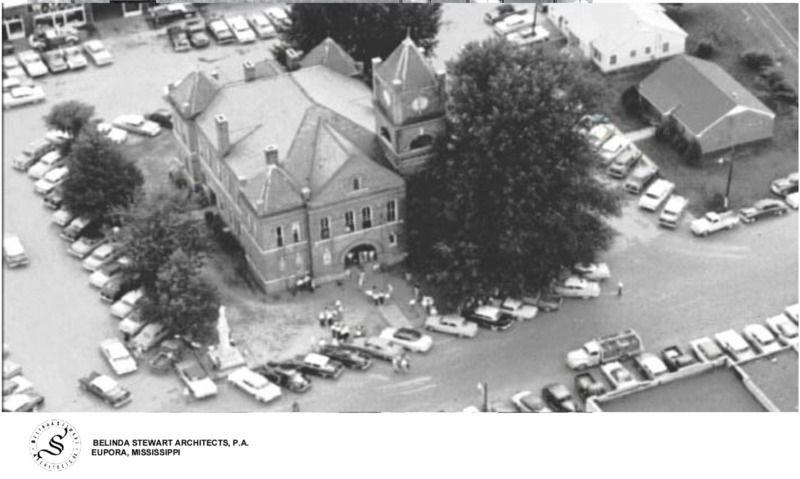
344,244,377,268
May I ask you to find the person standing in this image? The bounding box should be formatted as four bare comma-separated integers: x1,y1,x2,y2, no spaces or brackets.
318,310,326,328
617,282,624,297
358,270,366,288
386,283,393,300
413,284,421,301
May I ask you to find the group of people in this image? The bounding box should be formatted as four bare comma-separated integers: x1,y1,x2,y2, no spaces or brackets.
318,300,344,327
366,284,393,306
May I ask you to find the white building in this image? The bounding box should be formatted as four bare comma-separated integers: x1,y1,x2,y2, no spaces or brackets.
547,3,687,73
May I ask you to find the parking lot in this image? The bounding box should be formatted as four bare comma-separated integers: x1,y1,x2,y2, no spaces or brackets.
3,2,798,412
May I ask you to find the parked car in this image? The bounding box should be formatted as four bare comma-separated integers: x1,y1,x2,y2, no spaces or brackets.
3,235,30,268
600,361,639,390
82,40,113,66
424,314,479,338
465,305,514,331
574,372,608,401
17,50,48,77
100,338,137,375
145,108,173,130
112,114,161,136
624,155,659,195
498,297,538,321
739,198,789,223
255,365,311,393
226,16,256,43
147,338,185,374
317,344,372,370
639,179,675,211
60,215,97,243
68,231,107,259
784,191,800,209
27,150,63,179
541,383,579,412
63,45,87,70
51,208,74,228
493,12,535,36
167,25,191,52
2,392,45,412
110,288,144,319
690,336,726,362
785,304,799,324
43,186,64,210
714,329,756,362
484,4,523,25
96,121,128,144
742,324,782,354
79,371,131,408
770,172,798,197
586,123,617,148
3,359,22,379
573,262,610,281
2,54,26,77
506,25,550,46
277,353,344,379
379,327,434,353
3,375,34,396
100,276,135,304
658,195,688,229
207,18,235,44
184,18,210,48
531,289,563,312
264,6,292,31
28,25,79,51
89,256,131,289
607,145,642,178
660,345,697,372
42,49,68,73
343,337,403,362
3,84,45,109
566,329,643,370
129,322,169,355
632,353,668,380
553,276,600,299
34,166,68,195
598,135,631,165
228,367,282,404
247,12,277,39
13,139,53,171
764,314,798,346
510,390,551,412
174,359,218,399
690,210,740,237
82,242,124,272
148,2,197,27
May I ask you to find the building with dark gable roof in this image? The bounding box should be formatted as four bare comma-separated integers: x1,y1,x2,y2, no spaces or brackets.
167,36,445,292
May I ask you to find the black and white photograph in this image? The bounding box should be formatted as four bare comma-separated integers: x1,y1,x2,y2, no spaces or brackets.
1,0,798,476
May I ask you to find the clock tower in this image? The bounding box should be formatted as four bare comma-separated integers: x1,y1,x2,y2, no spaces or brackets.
372,35,446,175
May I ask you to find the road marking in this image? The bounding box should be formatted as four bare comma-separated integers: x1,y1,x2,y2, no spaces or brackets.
389,383,438,397
760,4,798,49
378,376,432,390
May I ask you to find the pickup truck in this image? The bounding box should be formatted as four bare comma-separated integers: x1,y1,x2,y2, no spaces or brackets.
566,329,643,370
690,211,739,237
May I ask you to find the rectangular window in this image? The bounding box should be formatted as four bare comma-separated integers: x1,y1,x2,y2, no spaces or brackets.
389,232,397,246
630,50,636,58
344,211,355,232
275,226,284,248
320,217,330,240
386,200,397,222
610,55,617,66
645,46,652,55
291,222,301,243
663,42,669,53
361,207,372,229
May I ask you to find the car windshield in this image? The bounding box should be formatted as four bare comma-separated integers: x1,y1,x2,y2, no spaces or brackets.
92,375,117,392
396,329,421,340
184,365,206,380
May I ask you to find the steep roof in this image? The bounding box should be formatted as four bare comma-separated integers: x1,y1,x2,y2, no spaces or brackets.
299,37,361,77
638,55,774,135
374,35,438,91
167,70,220,119
241,164,304,215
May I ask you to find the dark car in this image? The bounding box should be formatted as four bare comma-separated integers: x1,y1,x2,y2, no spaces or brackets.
535,289,563,313
145,108,173,129
79,371,131,408
148,3,197,27
100,276,137,304
184,19,210,48
269,352,344,379
660,345,698,372
542,383,580,412
167,25,191,52
317,344,373,370
43,186,63,209
739,198,789,223
574,372,608,402
255,365,311,393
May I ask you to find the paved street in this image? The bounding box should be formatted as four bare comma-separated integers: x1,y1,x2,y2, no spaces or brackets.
2,3,797,413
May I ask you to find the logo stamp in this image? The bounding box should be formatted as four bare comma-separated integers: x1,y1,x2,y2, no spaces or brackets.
30,419,81,471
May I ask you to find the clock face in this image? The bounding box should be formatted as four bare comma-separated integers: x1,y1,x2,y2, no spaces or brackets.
382,89,392,107
411,95,429,113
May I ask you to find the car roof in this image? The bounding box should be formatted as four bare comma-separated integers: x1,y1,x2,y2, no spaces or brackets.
754,198,783,208
3,235,24,254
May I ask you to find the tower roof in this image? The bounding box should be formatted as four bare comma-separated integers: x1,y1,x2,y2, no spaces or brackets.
167,70,220,119
300,37,361,77
375,35,438,91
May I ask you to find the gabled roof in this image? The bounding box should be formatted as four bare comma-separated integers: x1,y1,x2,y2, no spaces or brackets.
638,55,774,135
241,164,304,215
168,70,220,119
299,37,361,77
374,35,438,91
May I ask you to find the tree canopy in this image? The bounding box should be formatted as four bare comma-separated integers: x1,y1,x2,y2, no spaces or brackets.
43,100,95,138
286,2,442,77
405,38,620,305
61,128,144,221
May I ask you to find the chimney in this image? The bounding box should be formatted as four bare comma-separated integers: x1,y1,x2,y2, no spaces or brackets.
210,69,220,80
243,60,256,82
435,68,446,84
264,145,279,166
371,57,382,72
285,48,302,71
215,114,229,154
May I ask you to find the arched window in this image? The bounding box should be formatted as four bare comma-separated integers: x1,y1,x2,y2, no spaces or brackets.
409,134,433,150
380,127,391,143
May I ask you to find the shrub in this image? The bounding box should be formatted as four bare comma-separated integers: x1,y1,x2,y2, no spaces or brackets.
759,67,785,86
695,39,714,59
683,139,702,167
706,193,727,212
740,50,774,70
621,86,641,115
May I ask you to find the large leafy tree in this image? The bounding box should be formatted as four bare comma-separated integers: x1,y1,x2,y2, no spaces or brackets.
286,2,442,77
140,250,220,345
406,38,620,305
117,191,208,294
61,128,144,221
43,100,95,138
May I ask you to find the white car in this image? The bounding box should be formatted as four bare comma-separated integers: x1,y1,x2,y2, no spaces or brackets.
82,243,121,271
784,304,799,324
765,314,799,346
553,276,600,299
498,297,538,321
175,361,218,399
89,257,131,289
52,208,75,227
586,123,617,148
633,353,668,380
506,25,550,46
63,45,88,70
110,288,144,319
83,40,113,66
713,329,756,362
112,114,161,137
639,179,675,211
3,235,30,268
3,375,35,396
493,12,534,36
17,50,48,77
3,84,45,109
264,6,291,31
598,135,630,164
100,338,138,375
27,150,62,179
226,16,256,43
3,359,22,379
423,314,479,338
689,336,726,362
227,367,282,404
97,121,128,144
573,262,610,281
379,327,433,353
510,390,552,412
742,324,782,354
68,234,108,259
247,12,277,39
3,55,26,77
600,361,638,390
34,166,68,195
784,191,800,209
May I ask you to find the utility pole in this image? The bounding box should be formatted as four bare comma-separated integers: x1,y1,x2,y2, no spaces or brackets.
477,382,488,412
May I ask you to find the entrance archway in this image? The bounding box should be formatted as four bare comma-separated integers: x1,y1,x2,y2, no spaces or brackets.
344,244,377,268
